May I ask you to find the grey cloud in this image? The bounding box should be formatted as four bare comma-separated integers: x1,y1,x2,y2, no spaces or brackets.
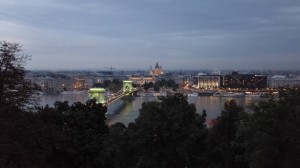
0,0,300,70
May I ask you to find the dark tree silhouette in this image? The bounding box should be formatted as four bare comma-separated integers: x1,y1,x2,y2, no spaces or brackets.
44,100,109,168
208,100,248,168
0,41,40,168
114,93,208,168
237,90,300,168
0,41,38,110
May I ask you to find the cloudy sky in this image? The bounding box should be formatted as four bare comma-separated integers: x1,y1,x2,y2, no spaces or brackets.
1,0,300,70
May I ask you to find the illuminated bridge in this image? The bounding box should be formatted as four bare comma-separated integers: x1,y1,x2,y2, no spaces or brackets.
88,80,134,106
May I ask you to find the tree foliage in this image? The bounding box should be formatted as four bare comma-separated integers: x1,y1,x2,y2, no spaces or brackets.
142,82,154,91
142,79,179,92
0,41,40,167
39,100,109,168
106,93,208,168
0,41,37,110
236,90,300,168
93,79,122,92
154,79,179,91
0,99,109,168
208,100,248,168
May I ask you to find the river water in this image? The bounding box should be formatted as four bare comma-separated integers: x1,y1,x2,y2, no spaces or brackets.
38,94,263,125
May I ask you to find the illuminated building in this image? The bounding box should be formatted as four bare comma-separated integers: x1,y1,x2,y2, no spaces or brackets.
268,75,300,89
129,75,155,85
129,62,164,85
149,62,163,77
220,71,267,89
193,73,220,89
33,78,83,92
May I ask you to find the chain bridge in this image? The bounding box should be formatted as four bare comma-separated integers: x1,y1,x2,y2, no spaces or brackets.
88,80,134,106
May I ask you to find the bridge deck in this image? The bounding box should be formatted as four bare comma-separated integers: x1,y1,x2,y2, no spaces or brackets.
104,89,133,105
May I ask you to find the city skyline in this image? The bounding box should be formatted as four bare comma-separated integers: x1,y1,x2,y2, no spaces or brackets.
1,0,300,70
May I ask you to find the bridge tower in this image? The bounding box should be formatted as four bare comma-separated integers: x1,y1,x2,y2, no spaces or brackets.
88,88,105,104
123,80,133,94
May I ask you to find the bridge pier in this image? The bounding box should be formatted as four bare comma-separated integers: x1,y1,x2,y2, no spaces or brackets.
88,88,105,104
123,80,133,94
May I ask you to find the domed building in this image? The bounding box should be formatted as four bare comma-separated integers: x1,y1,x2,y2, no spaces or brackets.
149,62,163,77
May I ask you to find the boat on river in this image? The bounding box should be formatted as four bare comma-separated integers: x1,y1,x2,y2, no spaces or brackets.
245,92,262,97
187,92,198,97
198,90,217,96
213,91,245,97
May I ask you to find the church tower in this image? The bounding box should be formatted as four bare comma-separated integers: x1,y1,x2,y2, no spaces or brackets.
149,65,153,76
153,62,163,76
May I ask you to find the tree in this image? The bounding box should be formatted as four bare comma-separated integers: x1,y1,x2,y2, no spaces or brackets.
143,82,154,91
93,79,122,92
153,84,160,92
0,41,37,110
0,41,40,167
45,100,110,168
236,90,300,168
208,100,248,168
154,79,179,91
122,93,208,168
104,122,132,168
0,105,46,168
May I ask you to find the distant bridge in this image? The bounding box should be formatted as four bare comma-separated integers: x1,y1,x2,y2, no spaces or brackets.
88,80,134,106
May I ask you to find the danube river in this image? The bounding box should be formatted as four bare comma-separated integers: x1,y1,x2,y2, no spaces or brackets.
38,94,263,125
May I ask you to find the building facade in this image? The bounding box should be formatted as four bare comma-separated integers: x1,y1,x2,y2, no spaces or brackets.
220,72,267,89
268,75,300,89
129,75,155,85
193,74,220,89
149,62,163,77
33,78,79,92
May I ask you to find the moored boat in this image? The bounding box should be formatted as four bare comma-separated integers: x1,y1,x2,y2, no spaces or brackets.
187,92,198,97
213,91,245,97
245,92,261,97
198,90,217,96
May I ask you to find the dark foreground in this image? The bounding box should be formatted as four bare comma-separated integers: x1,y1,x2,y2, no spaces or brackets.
1,91,300,168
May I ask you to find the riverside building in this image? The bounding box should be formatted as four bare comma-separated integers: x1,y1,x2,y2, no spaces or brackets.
268,75,300,89
220,71,267,90
193,73,220,89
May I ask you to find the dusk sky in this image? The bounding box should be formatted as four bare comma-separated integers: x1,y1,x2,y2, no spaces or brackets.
1,0,300,70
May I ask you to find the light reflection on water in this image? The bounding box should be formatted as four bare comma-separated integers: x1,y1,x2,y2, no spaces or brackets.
38,94,264,126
